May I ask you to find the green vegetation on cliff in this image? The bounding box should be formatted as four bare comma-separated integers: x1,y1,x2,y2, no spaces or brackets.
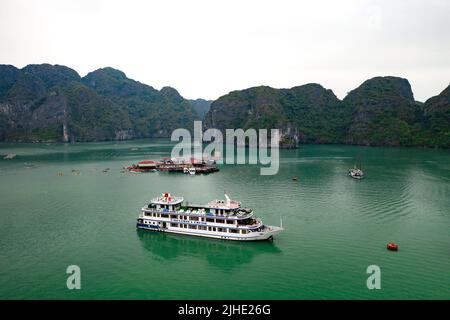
82,67,198,138
422,85,450,148
205,77,449,148
0,64,198,142
0,64,448,148
344,77,424,146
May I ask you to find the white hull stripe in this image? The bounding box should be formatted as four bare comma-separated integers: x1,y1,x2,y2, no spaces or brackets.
136,223,279,241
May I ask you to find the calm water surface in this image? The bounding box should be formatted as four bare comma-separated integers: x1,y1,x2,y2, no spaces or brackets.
0,140,449,299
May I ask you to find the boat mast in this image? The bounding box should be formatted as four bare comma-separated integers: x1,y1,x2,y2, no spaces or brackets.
224,192,231,207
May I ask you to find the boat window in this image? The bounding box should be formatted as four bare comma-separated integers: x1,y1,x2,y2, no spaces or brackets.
230,229,239,233
241,229,248,234
240,218,256,225
226,220,234,224
190,216,199,221
189,225,197,230
216,219,225,224
206,218,214,223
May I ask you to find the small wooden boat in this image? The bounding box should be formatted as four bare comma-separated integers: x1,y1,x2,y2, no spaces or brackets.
3,153,16,160
349,158,364,179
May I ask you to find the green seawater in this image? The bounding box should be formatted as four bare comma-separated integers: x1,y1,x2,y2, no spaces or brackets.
0,140,449,300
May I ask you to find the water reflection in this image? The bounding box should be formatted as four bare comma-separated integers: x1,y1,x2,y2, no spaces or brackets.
136,229,282,271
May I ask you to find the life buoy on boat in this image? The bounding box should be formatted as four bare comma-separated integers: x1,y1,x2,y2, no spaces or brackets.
387,243,398,251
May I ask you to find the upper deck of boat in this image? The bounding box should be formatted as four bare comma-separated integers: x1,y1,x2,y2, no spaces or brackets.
143,204,254,220
206,199,241,209
151,195,184,205
147,193,254,220
142,208,254,220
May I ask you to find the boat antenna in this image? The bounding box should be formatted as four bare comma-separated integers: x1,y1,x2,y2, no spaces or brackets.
224,192,231,207
280,215,283,229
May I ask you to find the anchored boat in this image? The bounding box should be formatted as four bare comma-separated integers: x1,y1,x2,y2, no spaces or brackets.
349,166,364,179
136,193,283,241
349,159,364,179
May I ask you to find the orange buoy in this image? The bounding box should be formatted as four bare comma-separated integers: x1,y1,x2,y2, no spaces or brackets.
387,243,398,251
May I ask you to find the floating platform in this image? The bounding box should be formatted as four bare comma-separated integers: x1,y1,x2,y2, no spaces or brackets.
127,159,219,175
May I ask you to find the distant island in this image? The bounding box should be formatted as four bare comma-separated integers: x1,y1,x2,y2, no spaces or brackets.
0,64,448,148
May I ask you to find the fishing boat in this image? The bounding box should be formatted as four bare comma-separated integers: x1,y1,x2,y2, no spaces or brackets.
349,166,364,179
3,153,16,160
349,159,364,179
136,193,283,241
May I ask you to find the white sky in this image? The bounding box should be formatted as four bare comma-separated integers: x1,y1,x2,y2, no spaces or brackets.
0,0,449,102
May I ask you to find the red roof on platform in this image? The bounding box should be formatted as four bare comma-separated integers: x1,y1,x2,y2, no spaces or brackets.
138,160,156,164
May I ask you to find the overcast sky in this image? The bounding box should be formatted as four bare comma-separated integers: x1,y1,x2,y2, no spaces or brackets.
1,0,449,102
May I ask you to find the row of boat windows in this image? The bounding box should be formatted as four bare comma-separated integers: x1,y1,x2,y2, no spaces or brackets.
144,212,237,224
170,223,248,234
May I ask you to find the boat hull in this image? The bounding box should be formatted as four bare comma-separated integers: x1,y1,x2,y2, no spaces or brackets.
136,223,283,241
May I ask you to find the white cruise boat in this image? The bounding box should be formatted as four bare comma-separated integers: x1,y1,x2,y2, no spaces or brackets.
136,193,283,241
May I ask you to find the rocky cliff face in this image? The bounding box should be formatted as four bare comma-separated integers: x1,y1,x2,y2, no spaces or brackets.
82,68,198,138
205,77,448,148
1,65,448,148
205,84,349,147
423,85,450,148
343,76,423,146
0,64,199,142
